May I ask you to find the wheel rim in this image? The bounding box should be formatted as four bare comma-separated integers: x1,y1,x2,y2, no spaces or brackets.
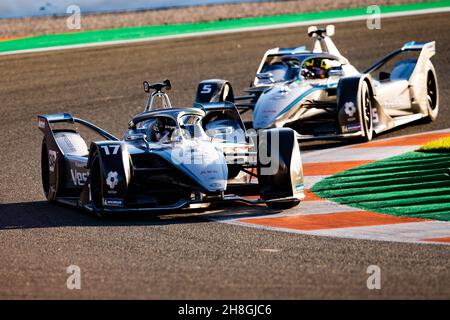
427,72,437,111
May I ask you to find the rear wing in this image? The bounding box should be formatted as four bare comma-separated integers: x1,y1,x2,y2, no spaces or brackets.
38,113,119,141
363,41,435,74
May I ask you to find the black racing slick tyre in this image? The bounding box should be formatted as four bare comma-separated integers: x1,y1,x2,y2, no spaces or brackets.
266,199,300,210
41,138,51,200
359,81,374,142
426,65,439,121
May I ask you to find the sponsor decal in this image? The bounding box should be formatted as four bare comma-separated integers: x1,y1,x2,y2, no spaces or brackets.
372,108,380,123
209,182,222,188
200,170,218,175
346,123,362,132
103,198,124,207
74,161,86,168
270,95,287,101
38,119,46,129
106,171,119,189
62,135,76,153
48,150,57,172
344,101,357,118
278,85,291,94
70,169,88,187
294,184,304,191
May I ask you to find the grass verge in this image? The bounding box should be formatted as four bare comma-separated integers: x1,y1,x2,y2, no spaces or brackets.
311,151,450,221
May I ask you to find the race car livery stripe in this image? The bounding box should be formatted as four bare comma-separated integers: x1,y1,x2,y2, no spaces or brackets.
350,132,450,148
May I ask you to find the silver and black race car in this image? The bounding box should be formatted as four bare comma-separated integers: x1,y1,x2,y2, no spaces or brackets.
38,80,304,216
195,25,439,141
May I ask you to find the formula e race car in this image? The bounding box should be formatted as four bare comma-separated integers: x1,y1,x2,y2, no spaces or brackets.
195,25,439,141
38,80,304,216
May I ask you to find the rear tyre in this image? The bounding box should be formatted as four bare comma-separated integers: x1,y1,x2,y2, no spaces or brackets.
359,81,374,142
426,67,439,121
41,138,51,200
266,199,300,210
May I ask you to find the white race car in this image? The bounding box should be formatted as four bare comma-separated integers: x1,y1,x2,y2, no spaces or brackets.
196,25,438,141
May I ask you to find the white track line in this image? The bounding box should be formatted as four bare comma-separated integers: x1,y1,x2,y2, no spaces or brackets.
217,219,450,246
304,176,329,189
1,7,449,56
302,146,419,163
309,221,450,244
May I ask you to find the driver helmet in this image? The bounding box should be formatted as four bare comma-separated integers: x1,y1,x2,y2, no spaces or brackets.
153,118,166,141
304,58,332,79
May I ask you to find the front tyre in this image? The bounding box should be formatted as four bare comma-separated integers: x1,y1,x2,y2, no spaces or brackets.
426,66,439,121
360,81,374,142
41,138,51,200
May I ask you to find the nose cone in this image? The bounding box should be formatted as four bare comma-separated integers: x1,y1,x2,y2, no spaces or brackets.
166,142,228,192
253,83,303,129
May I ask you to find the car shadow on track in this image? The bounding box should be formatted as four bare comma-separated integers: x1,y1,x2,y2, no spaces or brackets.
0,201,280,230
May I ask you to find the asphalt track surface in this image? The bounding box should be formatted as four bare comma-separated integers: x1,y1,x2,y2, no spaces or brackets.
0,13,450,299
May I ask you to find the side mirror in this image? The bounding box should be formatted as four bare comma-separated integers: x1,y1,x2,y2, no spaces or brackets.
256,72,274,83
143,81,150,93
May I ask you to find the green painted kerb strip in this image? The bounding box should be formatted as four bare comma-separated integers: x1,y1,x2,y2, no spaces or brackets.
1,0,449,53
312,151,450,221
